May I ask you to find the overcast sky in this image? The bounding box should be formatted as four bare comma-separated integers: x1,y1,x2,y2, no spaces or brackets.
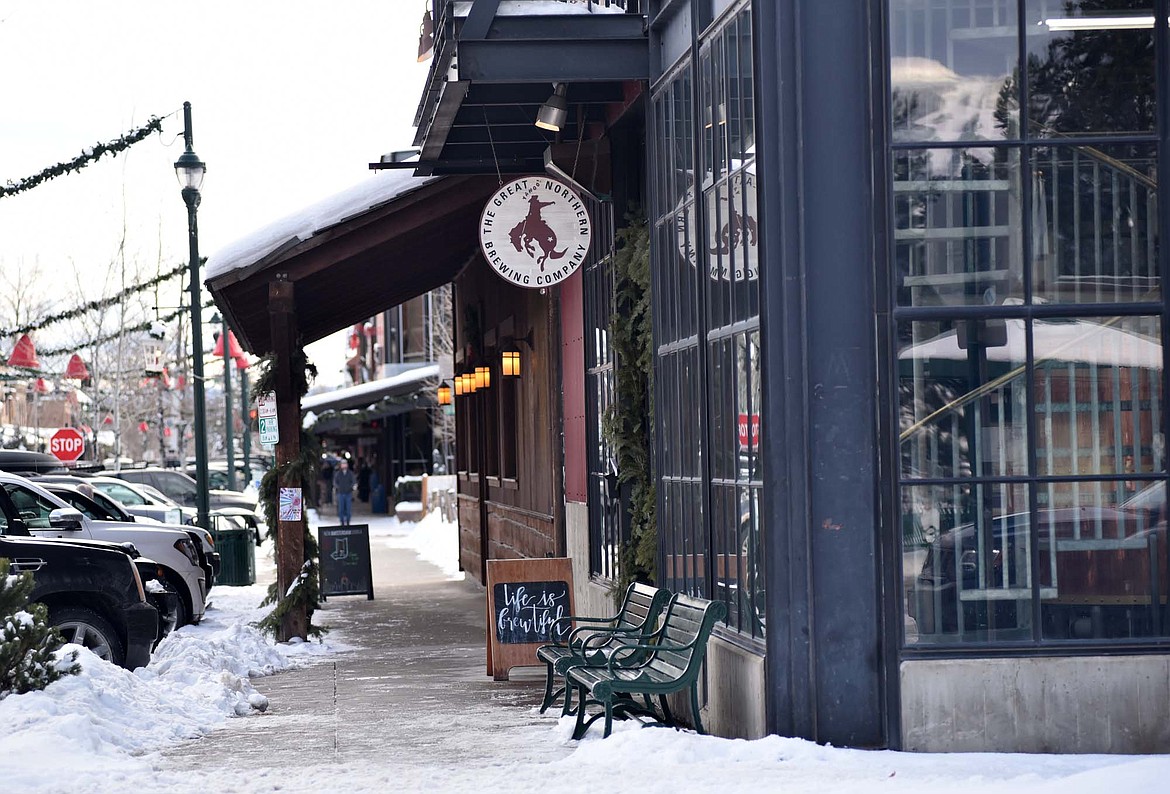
0,1,432,386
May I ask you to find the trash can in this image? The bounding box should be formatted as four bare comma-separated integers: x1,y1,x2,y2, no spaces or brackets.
371,484,388,514
210,528,256,586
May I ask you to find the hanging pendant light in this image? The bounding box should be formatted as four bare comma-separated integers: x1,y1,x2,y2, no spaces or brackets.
535,83,569,132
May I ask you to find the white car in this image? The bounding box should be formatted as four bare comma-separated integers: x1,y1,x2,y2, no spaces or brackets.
0,472,208,626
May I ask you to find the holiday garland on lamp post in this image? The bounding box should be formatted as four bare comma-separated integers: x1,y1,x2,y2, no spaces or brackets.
0,116,165,200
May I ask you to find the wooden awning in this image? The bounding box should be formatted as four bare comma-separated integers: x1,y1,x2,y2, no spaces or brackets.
207,174,499,354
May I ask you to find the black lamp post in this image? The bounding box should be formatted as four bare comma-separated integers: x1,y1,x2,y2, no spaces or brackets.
176,101,210,530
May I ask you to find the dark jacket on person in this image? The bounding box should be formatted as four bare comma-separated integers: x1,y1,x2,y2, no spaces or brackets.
333,468,355,495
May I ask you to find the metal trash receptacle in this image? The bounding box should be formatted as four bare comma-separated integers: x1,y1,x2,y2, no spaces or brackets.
210,528,256,586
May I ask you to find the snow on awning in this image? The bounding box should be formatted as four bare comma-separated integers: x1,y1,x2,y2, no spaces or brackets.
205,171,440,283
301,364,440,415
453,1,627,14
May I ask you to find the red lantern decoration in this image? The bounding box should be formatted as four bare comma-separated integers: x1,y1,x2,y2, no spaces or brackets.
64,353,90,380
34,377,49,394
102,415,114,425
164,426,172,438
212,330,244,359
348,328,361,350
6,334,39,369
137,421,149,433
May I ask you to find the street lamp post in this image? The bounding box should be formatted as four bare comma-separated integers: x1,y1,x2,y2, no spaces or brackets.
176,101,210,531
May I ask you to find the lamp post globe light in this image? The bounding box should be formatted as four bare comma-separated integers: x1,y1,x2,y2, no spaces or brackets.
176,100,211,531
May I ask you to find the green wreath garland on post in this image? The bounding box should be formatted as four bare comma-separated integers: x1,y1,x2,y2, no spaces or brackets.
602,211,656,597
252,345,326,638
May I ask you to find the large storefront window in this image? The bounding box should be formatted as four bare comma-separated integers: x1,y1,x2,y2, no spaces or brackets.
891,1,1168,647
653,4,764,639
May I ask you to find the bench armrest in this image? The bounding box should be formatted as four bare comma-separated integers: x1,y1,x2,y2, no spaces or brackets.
547,614,619,647
606,640,699,673
569,623,641,648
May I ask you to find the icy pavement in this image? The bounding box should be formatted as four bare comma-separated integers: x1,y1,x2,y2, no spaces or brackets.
1,505,1167,792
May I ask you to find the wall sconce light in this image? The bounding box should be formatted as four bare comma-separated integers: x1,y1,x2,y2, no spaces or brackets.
500,329,533,378
454,376,464,397
501,348,521,378
535,83,568,132
475,365,491,390
437,382,452,406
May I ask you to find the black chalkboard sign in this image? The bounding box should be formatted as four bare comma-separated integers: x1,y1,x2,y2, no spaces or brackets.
485,557,575,680
318,525,374,600
491,580,572,645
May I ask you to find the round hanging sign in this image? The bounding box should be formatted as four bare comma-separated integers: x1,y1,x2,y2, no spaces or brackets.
479,176,592,289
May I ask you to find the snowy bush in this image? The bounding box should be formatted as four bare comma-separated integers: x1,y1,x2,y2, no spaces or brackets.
0,559,80,699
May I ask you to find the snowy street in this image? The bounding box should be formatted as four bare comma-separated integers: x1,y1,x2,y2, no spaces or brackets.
1,507,1167,793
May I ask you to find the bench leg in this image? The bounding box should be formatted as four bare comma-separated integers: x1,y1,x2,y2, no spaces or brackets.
603,698,614,739
571,684,589,740
658,694,673,726
560,676,575,717
690,685,705,735
539,661,557,714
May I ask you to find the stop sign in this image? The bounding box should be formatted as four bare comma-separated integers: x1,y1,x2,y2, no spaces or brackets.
49,428,85,462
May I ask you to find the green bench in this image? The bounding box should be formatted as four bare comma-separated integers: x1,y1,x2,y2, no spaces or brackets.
566,592,727,739
536,582,670,715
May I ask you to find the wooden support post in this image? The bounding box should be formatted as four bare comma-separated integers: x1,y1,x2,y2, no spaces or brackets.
269,278,306,641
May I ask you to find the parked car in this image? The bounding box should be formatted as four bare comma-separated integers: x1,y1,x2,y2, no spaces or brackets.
184,460,257,493
0,472,208,627
0,449,68,474
30,474,222,578
41,481,221,591
114,467,259,514
0,499,157,668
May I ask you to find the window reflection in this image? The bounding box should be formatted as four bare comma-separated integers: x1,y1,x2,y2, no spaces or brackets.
1034,315,1164,477
904,482,1034,644
894,147,1023,308
1032,145,1159,304
1026,0,1155,138
889,0,1018,142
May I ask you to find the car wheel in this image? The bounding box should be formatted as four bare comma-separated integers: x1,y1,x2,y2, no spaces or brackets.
50,606,126,667
163,572,193,628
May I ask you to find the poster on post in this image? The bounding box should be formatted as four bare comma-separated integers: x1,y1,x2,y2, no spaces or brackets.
317,524,374,600
485,557,574,681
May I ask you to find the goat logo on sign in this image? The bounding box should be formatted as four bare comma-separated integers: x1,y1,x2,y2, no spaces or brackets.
479,177,592,290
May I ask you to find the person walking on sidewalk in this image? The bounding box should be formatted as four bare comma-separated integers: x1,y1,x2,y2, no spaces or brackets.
333,459,356,526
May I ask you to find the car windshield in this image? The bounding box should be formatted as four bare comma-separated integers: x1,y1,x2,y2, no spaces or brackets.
93,481,148,506
139,484,177,505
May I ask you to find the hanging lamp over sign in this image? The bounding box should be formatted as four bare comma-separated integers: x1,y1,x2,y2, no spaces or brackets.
479,177,592,290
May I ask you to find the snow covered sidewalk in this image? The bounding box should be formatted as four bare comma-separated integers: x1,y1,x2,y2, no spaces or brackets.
2,506,1167,793
0,575,342,790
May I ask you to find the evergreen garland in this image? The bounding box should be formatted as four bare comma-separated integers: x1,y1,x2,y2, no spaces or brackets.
36,298,215,359
252,347,326,639
0,559,81,699
0,262,191,339
601,211,656,597
0,116,165,200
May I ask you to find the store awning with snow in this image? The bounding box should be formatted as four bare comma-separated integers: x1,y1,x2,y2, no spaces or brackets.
205,171,498,355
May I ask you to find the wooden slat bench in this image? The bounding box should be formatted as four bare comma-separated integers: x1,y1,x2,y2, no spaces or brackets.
566,593,727,739
535,582,670,715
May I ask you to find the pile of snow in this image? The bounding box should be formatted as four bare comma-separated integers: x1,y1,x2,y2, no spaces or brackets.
364,509,462,580
0,582,339,787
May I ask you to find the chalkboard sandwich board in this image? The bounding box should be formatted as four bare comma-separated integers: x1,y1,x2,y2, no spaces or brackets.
318,524,375,600
485,557,574,681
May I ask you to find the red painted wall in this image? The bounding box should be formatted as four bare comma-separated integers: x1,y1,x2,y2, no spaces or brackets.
560,269,588,503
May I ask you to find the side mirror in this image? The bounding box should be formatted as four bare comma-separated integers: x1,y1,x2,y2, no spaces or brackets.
48,507,84,531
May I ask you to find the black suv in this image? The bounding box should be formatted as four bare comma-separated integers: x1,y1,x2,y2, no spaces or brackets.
0,491,157,669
